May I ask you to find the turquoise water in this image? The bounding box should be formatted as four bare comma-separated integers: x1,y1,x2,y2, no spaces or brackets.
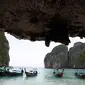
0,68,85,85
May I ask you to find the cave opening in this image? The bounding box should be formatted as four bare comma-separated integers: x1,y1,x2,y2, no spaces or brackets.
5,32,61,68
4,32,85,68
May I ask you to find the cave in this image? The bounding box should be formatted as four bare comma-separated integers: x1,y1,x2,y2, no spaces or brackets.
0,0,85,66
0,0,85,47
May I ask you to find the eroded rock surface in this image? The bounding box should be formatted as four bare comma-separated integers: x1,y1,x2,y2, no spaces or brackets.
0,31,10,66
44,42,85,68
69,42,85,68
0,0,85,46
44,44,68,68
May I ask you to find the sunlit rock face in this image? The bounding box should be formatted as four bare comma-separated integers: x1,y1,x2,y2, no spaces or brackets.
69,42,85,68
0,0,85,47
0,31,10,66
44,44,68,68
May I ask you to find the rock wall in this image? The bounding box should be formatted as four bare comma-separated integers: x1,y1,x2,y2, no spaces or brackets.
1,0,85,47
0,31,10,66
69,42,85,68
44,42,85,68
44,44,68,68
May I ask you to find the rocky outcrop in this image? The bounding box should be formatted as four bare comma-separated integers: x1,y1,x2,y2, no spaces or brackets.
44,42,85,68
1,0,85,46
44,44,68,68
68,42,85,68
0,31,10,66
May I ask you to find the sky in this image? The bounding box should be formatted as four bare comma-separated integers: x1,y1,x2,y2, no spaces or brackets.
5,32,85,68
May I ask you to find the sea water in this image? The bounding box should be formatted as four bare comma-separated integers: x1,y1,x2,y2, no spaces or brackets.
0,68,85,85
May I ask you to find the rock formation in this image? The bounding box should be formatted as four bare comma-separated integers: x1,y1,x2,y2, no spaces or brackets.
68,42,85,68
44,44,68,68
0,0,85,46
0,31,10,66
44,42,85,68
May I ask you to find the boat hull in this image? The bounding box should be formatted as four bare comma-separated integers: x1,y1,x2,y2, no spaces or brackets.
0,67,23,77
55,73,63,77
25,71,38,77
75,72,85,79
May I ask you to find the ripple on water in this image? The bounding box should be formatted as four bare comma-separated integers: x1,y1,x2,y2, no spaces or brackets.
0,69,85,85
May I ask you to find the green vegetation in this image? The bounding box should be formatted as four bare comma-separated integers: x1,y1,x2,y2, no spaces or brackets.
79,50,85,64
0,31,9,66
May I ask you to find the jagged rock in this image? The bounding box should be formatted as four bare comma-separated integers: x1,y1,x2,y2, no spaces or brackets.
44,42,85,68
69,42,85,68
78,49,85,68
44,44,68,68
0,31,10,66
0,0,85,46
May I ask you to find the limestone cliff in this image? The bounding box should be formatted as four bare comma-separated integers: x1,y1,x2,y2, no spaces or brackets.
0,31,10,66
44,44,68,68
44,42,85,68
69,42,85,68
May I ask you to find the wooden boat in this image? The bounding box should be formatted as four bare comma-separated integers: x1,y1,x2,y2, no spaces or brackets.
0,66,23,77
0,66,6,76
75,70,85,79
55,72,63,77
53,69,64,77
7,68,23,76
24,68,38,77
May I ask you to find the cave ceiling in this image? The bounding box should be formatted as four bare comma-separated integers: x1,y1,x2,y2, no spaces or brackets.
0,0,85,47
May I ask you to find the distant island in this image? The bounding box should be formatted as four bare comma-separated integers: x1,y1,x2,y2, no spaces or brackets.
44,42,85,69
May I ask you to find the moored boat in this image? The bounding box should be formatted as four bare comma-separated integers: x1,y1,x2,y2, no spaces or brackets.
55,72,63,77
75,70,85,79
53,69,64,77
0,66,23,77
0,66,6,76
7,68,23,76
24,68,38,77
